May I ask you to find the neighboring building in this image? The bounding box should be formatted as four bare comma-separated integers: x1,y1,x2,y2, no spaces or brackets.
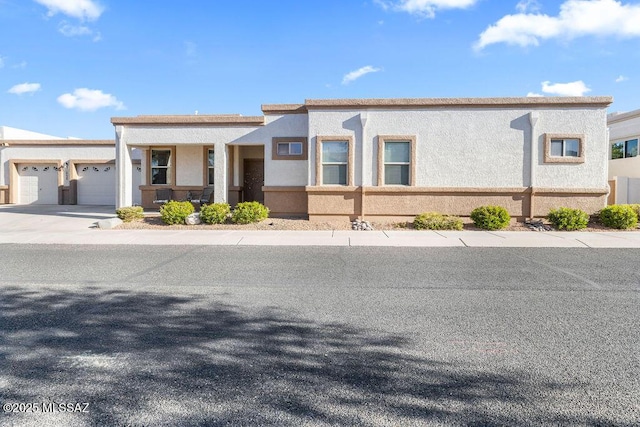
607,109,640,205
111,96,612,221
0,126,141,205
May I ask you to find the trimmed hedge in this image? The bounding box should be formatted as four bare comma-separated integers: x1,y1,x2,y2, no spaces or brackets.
160,200,195,225
547,207,589,231
470,205,510,230
116,206,144,222
599,205,638,229
200,203,231,224
413,212,463,230
231,201,269,224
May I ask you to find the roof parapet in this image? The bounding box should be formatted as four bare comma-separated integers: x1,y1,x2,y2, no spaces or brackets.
111,115,264,126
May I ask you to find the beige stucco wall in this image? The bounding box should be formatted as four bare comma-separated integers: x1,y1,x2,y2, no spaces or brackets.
307,106,608,191
175,145,203,186
608,109,640,180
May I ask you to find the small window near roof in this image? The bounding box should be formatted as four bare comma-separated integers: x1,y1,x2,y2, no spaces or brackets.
277,142,303,156
543,134,584,164
272,137,308,160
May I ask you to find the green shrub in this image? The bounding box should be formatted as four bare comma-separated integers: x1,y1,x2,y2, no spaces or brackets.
160,200,195,225
470,205,511,230
115,206,144,222
231,201,269,224
413,212,463,230
200,202,231,224
624,204,640,218
546,207,589,231
599,205,638,229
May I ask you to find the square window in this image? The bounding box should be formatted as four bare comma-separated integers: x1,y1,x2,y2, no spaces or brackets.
277,143,289,156
272,137,308,161
550,140,564,157
289,142,303,155
385,165,409,185
323,164,347,185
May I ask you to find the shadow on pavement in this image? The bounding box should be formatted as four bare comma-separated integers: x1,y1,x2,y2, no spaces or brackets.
0,286,627,426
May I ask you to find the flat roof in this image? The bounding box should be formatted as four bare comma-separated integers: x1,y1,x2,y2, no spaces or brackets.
608,108,640,124
111,115,265,126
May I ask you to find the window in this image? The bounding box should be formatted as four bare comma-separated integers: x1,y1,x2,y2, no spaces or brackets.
151,149,172,184
272,137,308,160
207,149,215,185
322,141,348,185
277,142,303,156
543,134,584,164
315,136,353,186
611,139,638,160
377,135,416,186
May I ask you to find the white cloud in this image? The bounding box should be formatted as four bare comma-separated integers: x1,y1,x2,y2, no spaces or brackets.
58,21,92,36
342,66,382,85
13,61,28,69
526,92,543,97
536,80,591,96
375,0,478,18
516,0,541,13
57,88,125,111
615,75,628,82
8,82,41,95
475,0,640,50
34,0,104,21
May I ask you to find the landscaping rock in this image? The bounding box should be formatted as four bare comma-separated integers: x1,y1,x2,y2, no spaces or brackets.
185,213,202,225
525,219,553,232
96,218,123,229
352,219,374,231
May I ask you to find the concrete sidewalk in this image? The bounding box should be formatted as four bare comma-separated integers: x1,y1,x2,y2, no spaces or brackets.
2,205,640,248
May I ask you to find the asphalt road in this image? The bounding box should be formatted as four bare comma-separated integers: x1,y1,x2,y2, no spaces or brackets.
1,245,639,426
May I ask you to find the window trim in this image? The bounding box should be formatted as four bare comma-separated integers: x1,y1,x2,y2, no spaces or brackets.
148,147,176,185
272,137,308,161
611,138,638,160
315,136,354,186
377,135,417,186
543,134,585,164
203,146,215,186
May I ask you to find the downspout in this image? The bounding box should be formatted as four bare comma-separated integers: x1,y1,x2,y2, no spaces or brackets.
360,112,368,220
529,112,539,219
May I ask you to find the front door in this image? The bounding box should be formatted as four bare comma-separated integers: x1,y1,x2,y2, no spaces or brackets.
243,159,264,203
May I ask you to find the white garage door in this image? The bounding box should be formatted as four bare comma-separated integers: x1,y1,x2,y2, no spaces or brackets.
77,164,116,205
18,164,59,204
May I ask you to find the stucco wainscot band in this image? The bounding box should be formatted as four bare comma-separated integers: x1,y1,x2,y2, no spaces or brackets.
262,186,307,217
305,186,608,222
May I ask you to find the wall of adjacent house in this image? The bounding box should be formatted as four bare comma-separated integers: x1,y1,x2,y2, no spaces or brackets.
608,110,640,180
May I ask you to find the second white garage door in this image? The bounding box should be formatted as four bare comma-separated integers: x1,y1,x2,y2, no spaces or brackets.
77,164,116,205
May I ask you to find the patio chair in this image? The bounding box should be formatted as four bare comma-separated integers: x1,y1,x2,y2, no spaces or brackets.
185,190,202,204
199,187,214,206
153,188,172,205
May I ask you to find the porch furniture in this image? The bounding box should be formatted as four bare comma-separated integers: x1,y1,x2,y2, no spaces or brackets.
199,187,214,205
153,188,172,205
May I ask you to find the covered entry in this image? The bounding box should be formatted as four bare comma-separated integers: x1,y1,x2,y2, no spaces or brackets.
227,145,264,206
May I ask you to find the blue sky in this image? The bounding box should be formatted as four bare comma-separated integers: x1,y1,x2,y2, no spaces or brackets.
1,0,639,139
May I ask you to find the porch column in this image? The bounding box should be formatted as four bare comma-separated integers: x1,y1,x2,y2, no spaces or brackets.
213,142,227,203
115,125,133,208
138,147,148,186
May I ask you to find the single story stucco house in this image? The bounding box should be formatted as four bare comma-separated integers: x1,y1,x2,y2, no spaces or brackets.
112,96,612,221
0,126,141,205
607,108,640,205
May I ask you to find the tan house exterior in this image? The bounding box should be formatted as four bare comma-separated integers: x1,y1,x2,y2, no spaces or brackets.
112,96,612,221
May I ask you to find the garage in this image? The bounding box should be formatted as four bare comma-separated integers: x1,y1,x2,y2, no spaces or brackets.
18,163,59,204
77,163,116,205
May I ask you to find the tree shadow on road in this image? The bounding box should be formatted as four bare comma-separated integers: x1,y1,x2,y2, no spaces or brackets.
0,286,631,426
